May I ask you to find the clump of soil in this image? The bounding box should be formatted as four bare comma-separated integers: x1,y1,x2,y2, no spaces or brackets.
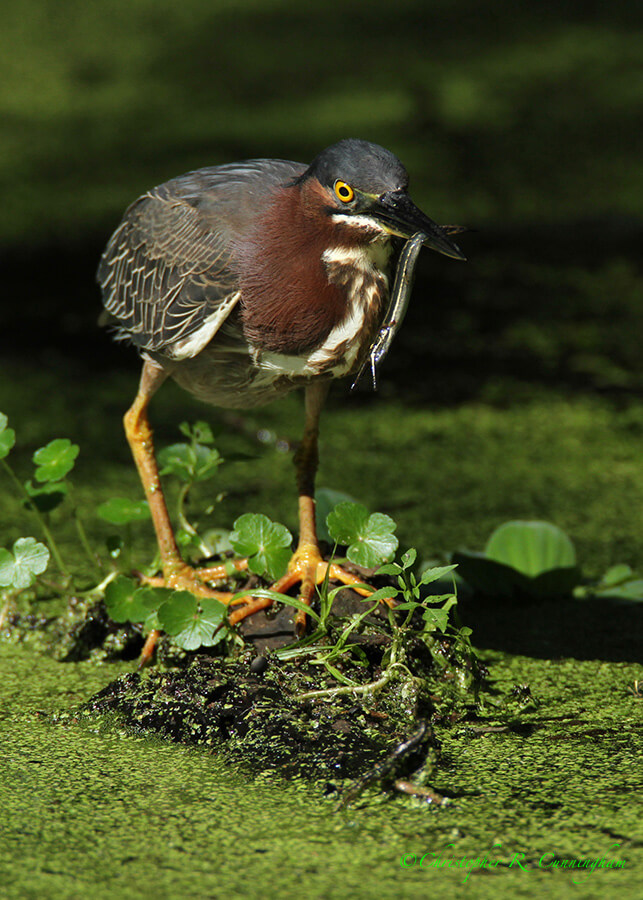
10,584,482,794
85,651,440,785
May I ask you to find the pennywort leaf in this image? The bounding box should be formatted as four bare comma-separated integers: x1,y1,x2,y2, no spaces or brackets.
315,487,356,543
104,577,170,624
157,592,227,650
326,502,398,568
229,513,292,581
0,537,50,589
33,439,79,482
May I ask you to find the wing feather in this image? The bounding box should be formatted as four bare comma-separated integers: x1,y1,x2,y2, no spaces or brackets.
97,160,305,360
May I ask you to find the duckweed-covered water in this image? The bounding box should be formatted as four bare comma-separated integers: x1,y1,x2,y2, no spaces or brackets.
1,638,641,900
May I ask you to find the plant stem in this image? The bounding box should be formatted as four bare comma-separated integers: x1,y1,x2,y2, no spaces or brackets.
68,483,103,575
176,482,209,556
176,482,193,534
1,459,72,583
77,570,117,596
295,661,409,702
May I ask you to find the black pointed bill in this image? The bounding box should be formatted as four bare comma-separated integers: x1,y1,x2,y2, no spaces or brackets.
370,190,466,260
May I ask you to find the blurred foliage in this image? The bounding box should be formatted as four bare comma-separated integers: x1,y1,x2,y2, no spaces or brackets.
389,250,643,399
0,0,642,243
0,1,641,406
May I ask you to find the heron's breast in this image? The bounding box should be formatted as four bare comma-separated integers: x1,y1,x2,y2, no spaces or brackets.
251,240,391,380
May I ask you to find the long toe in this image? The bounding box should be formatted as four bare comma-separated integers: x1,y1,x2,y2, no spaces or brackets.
227,546,375,631
137,562,235,602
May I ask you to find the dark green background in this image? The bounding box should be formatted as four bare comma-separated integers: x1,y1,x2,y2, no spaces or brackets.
1,0,642,399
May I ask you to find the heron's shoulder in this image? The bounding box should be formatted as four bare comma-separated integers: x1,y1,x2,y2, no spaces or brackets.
117,159,305,239
153,160,305,208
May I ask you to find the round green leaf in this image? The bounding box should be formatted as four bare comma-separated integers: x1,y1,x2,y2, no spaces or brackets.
229,513,292,581
13,537,50,586
106,580,170,624
0,537,50,589
327,503,398,568
315,488,356,543
96,497,151,525
485,521,576,576
158,592,227,650
347,526,398,568
0,413,16,459
33,439,79,482
326,502,370,545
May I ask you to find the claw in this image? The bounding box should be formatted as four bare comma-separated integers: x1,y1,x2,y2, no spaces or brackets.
227,543,374,630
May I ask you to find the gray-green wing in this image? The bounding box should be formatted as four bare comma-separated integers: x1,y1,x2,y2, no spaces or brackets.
97,160,305,360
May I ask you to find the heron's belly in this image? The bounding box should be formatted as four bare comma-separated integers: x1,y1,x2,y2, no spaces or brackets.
164,299,382,409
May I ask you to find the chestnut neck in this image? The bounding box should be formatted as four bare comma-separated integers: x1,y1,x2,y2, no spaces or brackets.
235,181,376,355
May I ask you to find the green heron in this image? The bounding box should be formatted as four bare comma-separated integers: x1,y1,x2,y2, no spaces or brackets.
98,138,464,637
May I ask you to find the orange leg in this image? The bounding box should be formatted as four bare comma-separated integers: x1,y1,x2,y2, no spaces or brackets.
124,362,235,665
124,362,236,597
228,381,373,633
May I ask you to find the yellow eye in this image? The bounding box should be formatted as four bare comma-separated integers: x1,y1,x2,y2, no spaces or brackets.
334,180,354,203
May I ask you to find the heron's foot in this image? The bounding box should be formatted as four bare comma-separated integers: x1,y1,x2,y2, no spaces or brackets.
138,558,248,597
135,549,372,666
136,560,243,668
228,542,373,633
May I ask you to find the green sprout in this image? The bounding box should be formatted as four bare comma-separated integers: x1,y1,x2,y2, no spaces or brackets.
157,420,225,558
1,416,76,584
